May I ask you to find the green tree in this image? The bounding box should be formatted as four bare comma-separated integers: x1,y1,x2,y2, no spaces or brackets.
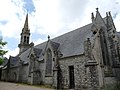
0,39,7,65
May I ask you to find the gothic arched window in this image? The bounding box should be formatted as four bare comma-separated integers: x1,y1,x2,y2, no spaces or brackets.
99,29,109,65
24,36,26,43
27,37,29,43
45,49,52,76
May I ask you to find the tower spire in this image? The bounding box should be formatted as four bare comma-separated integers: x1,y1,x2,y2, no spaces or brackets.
24,13,29,30
18,13,31,53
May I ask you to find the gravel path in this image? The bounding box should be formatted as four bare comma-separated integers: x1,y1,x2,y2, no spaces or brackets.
0,81,54,90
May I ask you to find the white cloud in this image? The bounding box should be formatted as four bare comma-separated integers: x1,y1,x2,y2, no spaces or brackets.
0,0,26,38
34,38,46,46
4,47,19,58
29,0,61,36
114,14,120,31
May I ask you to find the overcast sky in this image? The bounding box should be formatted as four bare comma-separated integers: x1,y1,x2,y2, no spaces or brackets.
0,0,120,58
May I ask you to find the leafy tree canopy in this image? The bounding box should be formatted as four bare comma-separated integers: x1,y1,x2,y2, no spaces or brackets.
0,38,8,65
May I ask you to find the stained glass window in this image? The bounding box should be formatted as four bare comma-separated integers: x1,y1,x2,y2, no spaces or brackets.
45,49,52,76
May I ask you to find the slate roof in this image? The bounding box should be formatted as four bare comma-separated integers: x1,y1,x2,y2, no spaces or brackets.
50,41,60,51
9,56,20,67
19,48,31,62
33,48,42,58
35,23,93,58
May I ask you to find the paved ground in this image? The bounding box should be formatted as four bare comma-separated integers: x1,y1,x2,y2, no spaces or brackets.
0,81,54,90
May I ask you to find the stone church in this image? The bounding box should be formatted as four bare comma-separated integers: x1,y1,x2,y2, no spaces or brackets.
1,8,120,90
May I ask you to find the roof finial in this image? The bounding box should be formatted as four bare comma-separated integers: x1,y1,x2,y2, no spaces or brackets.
91,12,94,18
91,12,94,22
106,12,108,17
96,8,99,11
108,11,111,16
48,35,50,40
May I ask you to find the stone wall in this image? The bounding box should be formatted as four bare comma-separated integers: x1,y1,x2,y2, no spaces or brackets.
38,61,46,84
1,69,7,81
19,65,29,83
9,67,19,82
1,67,20,82
59,54,90,90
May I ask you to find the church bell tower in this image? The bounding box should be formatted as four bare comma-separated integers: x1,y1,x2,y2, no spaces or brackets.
18,14,31,53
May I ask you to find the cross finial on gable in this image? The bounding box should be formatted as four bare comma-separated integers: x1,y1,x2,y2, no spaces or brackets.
96,8,99,11
91,12,94,22
91,12,94,18
48,35,50,40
